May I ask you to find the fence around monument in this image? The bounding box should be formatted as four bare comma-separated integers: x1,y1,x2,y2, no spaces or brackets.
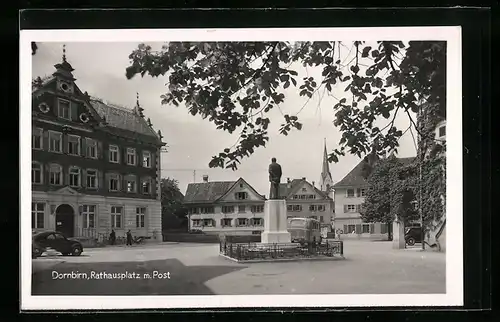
219,240,344,261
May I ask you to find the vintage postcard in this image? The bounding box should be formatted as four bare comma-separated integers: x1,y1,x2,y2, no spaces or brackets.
20,27,462,310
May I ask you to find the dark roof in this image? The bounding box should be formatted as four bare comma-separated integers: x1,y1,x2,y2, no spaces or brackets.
333,156,416,188
89,98,160,138
183,181,236,204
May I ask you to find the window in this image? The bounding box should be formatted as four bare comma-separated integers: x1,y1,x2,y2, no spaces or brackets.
252,218,263,226
308,194,315,199
85,138,97,158
292,205,302,212
48,131,62,153
347,189,355,197
251,205,264,213
32,128,43,150
222,206,234,213
346,205,356,212
320,216,324,223
127,148,136,165
49,164,62,185
301,188,307,192
221,218,232,227
81,205,96,229
68,135,80,155
109,145,119,163
347,224,356,234
110,206,123,228
32,162,42,184
86,169,97,189
142,177,151,194
236,218,248,227
58,99,71,120
362,224,370,234
189,207,199,214
293,195,299,199
136,207,146,228
318,205,325,212
235,192,248,200
125,175,136,193
69,167,81,187
142,151,151,168
200,207,214,214
360,189,366,197
238,205,246,213
31,202,45,229
300,195,306,199
192,219,202,227
109,174,120,191
309,205,317,211
438,125,446,138
202,219,214,227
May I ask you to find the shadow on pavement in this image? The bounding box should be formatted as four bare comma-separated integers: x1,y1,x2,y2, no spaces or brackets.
32,258,246,295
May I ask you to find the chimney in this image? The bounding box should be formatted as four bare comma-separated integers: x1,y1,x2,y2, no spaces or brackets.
202,175,209,183
287,178,292,189
302,177,306,180
312,181,315,187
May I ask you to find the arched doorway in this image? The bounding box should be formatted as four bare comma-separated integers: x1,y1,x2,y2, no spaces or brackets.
55,204,75,237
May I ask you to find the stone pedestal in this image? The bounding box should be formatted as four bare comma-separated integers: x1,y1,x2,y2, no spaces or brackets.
261,199,291,244
392,220,406,249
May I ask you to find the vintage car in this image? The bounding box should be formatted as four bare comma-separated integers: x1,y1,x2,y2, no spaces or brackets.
32,231,83,258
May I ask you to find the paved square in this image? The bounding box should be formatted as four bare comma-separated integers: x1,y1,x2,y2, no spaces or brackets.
31,240,445,295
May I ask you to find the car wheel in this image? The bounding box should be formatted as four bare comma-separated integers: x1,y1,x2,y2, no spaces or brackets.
406,237,416,246
33,248,42,259
71,246,82,256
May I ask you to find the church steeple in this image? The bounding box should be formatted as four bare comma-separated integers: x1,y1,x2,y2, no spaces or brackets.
52,44,75,81
320,138,334,193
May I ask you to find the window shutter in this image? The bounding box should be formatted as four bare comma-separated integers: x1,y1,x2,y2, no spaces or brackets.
70,102,78,122
370,223,375,234
44,163,49,185
343,225,347,233
356,205,360,212
356,188,361,197
65,167,70,186
103,172,109,192
62,134,68,154
42,131,49,151
81,137,86,157
355,224,361,234
151,151,156,168
343,205,348,213
82,169,86,188
118,174,123,191
97,141,103,160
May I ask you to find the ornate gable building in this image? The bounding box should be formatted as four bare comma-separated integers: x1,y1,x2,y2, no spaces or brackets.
31,51,165,242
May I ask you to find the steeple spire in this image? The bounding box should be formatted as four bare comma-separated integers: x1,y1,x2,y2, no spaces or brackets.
320,138,334,193
62,44,67,62
53,44,75,80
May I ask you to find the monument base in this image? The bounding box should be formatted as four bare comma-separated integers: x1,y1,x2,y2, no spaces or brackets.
261,231,292,244
261,199,291,244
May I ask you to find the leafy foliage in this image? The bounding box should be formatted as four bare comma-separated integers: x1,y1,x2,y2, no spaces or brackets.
125,41,445,169
160,177,188,230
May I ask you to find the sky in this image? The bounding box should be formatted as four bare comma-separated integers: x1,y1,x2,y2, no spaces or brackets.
32,42,417,197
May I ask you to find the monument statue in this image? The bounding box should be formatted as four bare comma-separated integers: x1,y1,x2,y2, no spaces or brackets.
268,157,282,200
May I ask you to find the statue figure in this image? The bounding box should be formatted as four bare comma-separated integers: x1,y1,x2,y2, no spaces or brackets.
268,157,282,199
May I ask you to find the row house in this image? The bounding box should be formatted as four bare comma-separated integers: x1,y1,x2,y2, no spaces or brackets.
31,52,165,241
184,177,266,236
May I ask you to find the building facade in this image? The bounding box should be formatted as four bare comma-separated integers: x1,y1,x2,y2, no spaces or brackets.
184,177,266,236
31,53,164,242
183,175,334,236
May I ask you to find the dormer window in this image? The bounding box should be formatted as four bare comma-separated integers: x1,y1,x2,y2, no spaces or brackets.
57,99,71,120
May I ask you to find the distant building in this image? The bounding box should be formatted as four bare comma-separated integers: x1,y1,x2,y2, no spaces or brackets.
31,50,164,241
280,177,334,227
184,177,266,236
333,156,415,238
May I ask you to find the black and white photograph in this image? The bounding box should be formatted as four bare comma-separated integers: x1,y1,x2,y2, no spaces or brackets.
21,27,462,309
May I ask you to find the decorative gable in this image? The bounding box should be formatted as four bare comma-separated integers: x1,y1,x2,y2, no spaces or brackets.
51,186,82,196
217,178,265,202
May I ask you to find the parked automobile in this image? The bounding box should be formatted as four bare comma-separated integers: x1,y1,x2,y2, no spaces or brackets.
32,231,83,258
405,227,423,246
287,217,322,246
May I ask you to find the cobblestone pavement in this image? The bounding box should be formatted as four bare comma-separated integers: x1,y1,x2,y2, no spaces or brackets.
31,240,445,295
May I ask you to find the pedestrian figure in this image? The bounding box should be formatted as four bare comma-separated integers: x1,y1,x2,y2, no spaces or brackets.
126,230,133,246
109,230,116,245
